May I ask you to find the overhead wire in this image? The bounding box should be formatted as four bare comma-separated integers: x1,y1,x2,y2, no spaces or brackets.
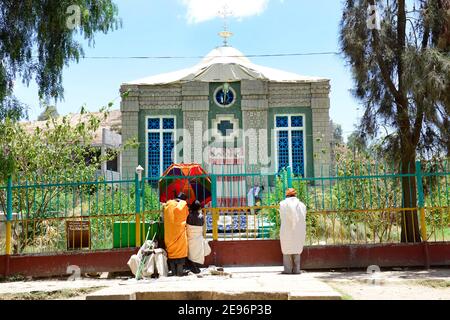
42,51,341,60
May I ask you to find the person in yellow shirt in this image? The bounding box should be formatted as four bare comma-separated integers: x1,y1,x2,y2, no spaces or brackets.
163,193,189,276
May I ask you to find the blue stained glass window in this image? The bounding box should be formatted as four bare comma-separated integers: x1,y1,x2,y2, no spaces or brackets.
148,118,160,130
163,118,175,130
276,116,289,128
291,116,303,128
148,132,160,177
291,131,305,177
163,132,174,172
277,131,289,172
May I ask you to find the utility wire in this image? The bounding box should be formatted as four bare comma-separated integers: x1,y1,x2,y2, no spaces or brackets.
66,51,341,60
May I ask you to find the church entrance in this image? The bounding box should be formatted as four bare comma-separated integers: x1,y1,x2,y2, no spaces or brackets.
207,82,251,235
208,82,246,207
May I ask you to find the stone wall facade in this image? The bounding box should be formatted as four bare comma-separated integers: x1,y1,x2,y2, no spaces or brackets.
311,82,332,177
120,79,331,178
182,81,209,165
120,86,140,178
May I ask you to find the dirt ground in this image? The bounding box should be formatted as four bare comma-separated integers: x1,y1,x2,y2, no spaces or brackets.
311,268,450,300
0,268,449,300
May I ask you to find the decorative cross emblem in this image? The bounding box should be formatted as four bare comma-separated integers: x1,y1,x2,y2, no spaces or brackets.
217,120,234,137
217,4,233,46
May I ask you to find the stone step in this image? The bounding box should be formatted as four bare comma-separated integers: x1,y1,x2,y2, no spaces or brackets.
86,267,342,301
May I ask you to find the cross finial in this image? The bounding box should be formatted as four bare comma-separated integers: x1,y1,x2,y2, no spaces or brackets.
218,4,233,46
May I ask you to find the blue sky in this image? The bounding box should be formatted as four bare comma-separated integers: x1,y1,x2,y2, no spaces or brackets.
14,0,361,139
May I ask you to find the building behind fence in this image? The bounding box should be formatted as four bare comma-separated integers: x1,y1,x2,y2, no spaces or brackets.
0,160,449,256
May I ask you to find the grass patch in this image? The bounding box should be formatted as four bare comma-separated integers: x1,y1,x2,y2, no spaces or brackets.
0,286,106,300
443,227,450,241
0,274,27,283
324,282,354,300
414,280,450,289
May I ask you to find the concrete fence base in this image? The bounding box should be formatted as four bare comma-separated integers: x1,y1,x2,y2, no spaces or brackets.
1,241,449,278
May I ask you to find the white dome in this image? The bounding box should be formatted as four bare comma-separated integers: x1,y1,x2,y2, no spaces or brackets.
126,46,328,85
201,46,251,65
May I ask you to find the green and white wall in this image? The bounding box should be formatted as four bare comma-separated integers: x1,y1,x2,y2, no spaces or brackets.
120,79,331,179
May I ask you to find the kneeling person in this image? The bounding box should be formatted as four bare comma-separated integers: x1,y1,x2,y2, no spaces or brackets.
186,200,210,274
163,193,189,276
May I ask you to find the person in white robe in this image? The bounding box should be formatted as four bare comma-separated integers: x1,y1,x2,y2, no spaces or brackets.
247,186,259,207
186,200,211,274
279,188,307,274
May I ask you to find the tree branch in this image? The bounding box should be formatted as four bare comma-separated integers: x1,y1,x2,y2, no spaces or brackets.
368,0,404,106
412,98,425,146
397,0,407,98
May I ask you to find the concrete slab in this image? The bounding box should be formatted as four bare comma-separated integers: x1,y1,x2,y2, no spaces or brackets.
86,267,342,300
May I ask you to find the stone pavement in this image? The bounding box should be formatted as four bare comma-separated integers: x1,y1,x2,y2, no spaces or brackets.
86,266,342,300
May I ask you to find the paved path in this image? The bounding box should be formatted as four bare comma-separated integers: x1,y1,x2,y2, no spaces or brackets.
2,268,448,300
311,269,450,300
0,278,120,295
86,267,342,300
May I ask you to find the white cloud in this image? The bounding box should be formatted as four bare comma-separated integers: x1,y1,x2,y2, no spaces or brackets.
181,0,270,24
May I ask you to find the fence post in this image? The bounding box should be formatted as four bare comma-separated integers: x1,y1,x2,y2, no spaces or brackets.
135,172,141,247
287,166,293,188
210,175,218,241
211,175,217,208
5,175,12,255
415,161,427,242
212,209,219,241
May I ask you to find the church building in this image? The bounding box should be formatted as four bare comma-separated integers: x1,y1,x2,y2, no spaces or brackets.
120,37,331,189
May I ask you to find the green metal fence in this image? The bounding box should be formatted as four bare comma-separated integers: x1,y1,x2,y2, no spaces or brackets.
0,160,448,255
290,160,449,245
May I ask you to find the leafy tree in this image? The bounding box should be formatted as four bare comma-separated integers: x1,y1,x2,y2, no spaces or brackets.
0,107,120,253
340,0,450,242
331,121,344,145
0,108,107,180
0,0,120,120
37,105,59,121
347,130,369,154
330,121,344,175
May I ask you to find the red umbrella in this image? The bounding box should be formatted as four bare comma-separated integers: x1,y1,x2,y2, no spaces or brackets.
159,163,212,206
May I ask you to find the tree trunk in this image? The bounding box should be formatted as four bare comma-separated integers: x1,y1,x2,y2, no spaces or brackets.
397,0,421,243
400,154,422,243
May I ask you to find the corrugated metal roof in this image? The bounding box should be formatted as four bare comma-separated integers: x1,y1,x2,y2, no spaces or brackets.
20,110,122,146
125,46,329,85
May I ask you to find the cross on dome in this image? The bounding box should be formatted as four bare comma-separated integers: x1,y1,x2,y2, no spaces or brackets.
218,5,233,46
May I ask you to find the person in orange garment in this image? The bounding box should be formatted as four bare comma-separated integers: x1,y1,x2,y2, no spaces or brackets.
163,192,189,277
